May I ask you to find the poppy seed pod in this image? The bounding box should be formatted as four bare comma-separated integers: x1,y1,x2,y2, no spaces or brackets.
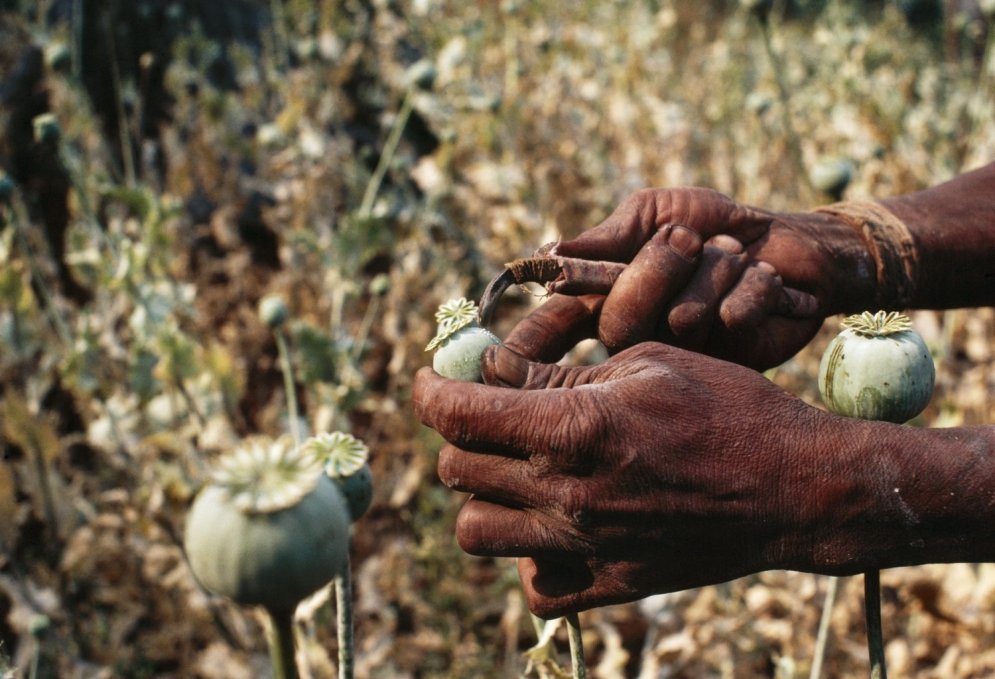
303,431,374,521
818,311,935,424
184,437,351,612
426,298,501,383
258,295,290,329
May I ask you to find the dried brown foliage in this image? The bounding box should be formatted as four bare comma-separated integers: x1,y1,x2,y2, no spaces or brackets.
0,1,993,676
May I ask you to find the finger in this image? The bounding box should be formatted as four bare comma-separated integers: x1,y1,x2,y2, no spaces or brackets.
552,190,659,262
413,367,602,458
598,225,703,352
500,294,605,363
519,557,654,618
518,556,597,618
482,341,598,389
554,188,773,262
704,234,745,253
664,243,750,348
718,263,820,331
455,498,582,557
438,444,537,506
480,344,530,389
779,286,821,318
751,316,823,367
718,262,786,331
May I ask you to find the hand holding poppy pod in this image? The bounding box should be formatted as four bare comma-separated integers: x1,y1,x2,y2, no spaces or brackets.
415,163,995,620
416,338,995,618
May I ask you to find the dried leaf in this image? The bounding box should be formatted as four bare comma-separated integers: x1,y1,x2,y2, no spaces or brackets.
1,395,60,463
0,461,18,553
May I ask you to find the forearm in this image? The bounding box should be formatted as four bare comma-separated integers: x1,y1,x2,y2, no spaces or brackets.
880,162,995,309
793,162,995,312
790,419,995,575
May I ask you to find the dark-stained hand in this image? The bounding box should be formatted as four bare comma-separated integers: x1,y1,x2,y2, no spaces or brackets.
413,342,854,617
514,187,873,369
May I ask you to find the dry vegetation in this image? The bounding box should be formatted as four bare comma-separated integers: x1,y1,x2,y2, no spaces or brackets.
0,0,993,676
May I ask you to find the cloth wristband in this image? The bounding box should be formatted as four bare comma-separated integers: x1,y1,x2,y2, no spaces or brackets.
814,201,919,310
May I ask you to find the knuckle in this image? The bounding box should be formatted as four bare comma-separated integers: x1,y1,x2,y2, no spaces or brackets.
553,479,595,532
542,405,604,472
627,187,658,205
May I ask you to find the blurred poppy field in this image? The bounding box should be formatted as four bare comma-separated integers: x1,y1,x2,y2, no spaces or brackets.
0,0,993,676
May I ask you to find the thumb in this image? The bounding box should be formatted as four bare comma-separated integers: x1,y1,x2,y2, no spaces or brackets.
480,343,572,390
553,191,658,262
498,294,605,363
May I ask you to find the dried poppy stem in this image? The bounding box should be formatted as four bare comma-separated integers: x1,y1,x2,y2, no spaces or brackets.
478,253,626,327
566,613,587,679
336,558,355,679
866,570,887,679
267,607,300,679
809,575,839,679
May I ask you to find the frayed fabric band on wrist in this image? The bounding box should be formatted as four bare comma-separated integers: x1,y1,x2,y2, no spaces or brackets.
813,201,919,310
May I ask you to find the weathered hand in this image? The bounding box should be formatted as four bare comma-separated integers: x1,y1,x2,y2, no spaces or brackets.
414,342,854,617
513,187,873,369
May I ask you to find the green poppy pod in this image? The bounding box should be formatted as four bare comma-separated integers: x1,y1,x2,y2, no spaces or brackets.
303,431,374,522
184,437,351,612
818,311,935,424
426,298,501,383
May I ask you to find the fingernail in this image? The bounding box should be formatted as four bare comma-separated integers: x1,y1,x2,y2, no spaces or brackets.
667,224,702,260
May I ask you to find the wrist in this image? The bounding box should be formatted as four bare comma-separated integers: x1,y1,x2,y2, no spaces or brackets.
879,162,995,308
765,210,877,314
781,418,995,575
808,201,919,312
876,424,995,566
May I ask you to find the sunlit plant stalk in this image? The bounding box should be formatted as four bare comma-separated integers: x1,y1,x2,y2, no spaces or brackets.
268,608,300,679
356,61,434,219
70,0,83,80
865,571,886,679
566,613,586,679
27,613,48,679
260,296,303,446
269,0,290,74
334,564,354,679
809,574,839,679
357,89,414,220
525,614,586,678
304,431,373,679
350,274,390,363
276,332,301,446
99,3,137,187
